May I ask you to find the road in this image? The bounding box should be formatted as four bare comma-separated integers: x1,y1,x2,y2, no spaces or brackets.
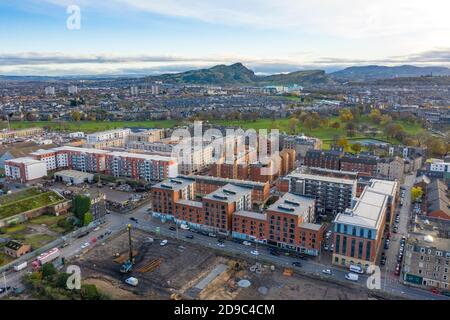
2,191,448,300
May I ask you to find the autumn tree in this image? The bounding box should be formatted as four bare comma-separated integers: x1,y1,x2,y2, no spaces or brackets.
369,109,382,123
411,187,424,202
339,108,353,122
351,143,362,154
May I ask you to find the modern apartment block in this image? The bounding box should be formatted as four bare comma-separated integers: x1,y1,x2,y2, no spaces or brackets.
304,150,342,170
4,157,48,183
202,184,253,233
281,168,357,216
177,174,270,205
5,146,178,182
282,134,322,159
126,129,165,143
402,217,450,291
151,178,324,255
332,179,396,270
86,128,131,144
0,127,44,140
265,193,316,252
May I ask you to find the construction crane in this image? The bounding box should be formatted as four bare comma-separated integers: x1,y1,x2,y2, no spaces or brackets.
120,224,134,273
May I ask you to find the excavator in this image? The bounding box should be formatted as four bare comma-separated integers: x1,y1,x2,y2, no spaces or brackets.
120,224,134,273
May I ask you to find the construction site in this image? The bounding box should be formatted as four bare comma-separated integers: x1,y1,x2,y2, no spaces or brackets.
76,227,374,300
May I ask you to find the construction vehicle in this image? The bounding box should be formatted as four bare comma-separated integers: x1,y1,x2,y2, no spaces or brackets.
120,224,134,273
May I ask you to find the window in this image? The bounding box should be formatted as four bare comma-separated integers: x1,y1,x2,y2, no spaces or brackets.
358,240,364,260
350,239,356,258
342,236,347,255
365,242,371,261
436,251,443,257
335,235,341,254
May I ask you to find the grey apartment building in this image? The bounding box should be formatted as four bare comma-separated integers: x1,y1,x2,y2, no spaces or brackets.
283,169,357,216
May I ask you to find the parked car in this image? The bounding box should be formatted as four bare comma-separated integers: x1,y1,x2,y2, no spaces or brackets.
129,217,138,223
250,250,259,256
81,242,90,249
394,263,401,276
292,261,302,267
324,245,329,251
217,243,225,248
185,234,194,239
160,240,168,246
430,288,441,295
243,241,251,246
322,269,332,275
269,249,279,256
169,226,176,231
208,233,217,238
345,273,359,281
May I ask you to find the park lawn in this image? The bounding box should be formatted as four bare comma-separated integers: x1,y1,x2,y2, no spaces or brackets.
8,116,425,142
9,120,179,133
0,187,42,205
25,234,56,250
0,191,64,220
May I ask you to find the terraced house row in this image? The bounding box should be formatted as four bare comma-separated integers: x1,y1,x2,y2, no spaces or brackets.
151,177,325,256
4,146,178,183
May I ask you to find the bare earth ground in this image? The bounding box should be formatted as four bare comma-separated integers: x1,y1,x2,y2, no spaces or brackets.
76,229,371,300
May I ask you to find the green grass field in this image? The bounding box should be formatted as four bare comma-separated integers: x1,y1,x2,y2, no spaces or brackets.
0,188,42,205
9,120,179,133
7,116,425,142
0,190,65,220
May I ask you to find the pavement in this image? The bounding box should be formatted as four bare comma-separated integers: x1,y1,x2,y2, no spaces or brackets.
2,184,449,300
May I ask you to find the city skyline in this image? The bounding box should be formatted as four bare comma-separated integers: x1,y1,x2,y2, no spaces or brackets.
1,0,450,75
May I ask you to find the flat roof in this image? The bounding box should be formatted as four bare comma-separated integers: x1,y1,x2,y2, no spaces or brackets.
30,149,56,156
287,171,356,185
108,151,175,161
300,222,324,231
54,170,94,179
369,179,398,197
267,193,315,217
153,178,194,191
203,184,252,203
179,174,267,188
6,157,44,165
176,199,203,208
334,188,388,229
234,210,267,221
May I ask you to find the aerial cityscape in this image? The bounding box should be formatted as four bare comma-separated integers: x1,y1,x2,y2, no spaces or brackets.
0,0,449,308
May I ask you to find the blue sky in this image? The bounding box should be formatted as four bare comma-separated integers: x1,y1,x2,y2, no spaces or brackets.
1,0,449,75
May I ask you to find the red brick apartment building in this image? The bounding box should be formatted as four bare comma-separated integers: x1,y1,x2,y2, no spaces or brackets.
304,150,342,170
152,178,325,256
340,154,379,176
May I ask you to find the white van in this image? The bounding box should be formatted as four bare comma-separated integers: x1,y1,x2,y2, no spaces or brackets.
345,273,359,282
125,277,138,287
349,264,364,274
180,224,190,231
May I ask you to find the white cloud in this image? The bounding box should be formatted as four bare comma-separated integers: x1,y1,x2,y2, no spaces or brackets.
42,0,450,39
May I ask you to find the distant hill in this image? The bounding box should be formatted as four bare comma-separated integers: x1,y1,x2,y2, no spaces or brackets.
146,63,334,86
330,65,450,82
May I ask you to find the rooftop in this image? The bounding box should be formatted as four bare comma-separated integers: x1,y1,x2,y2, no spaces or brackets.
54,169,94,179
334,187,388,229
267,193,315,217
203,184,252,203
6,157,44,165
368,179,398,198
234,210,267,221
299,222,324,231
287,170,356,185
176,199,203,208
5,240,26,251
153,177,194,191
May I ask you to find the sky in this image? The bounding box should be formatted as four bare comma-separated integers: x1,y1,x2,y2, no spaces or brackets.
1,0,450,76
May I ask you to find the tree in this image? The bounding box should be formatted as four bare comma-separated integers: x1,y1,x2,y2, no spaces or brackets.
339,108,353,122
303,117,314,133
41,263,57,280
72,195,91,221
84,212,93,226
71,110,81,122
380,114,392,126
336,137,349,151
351,143,362,154
411,187,424,202
330,121,340,129
288,117,299,134
369,109,382,123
